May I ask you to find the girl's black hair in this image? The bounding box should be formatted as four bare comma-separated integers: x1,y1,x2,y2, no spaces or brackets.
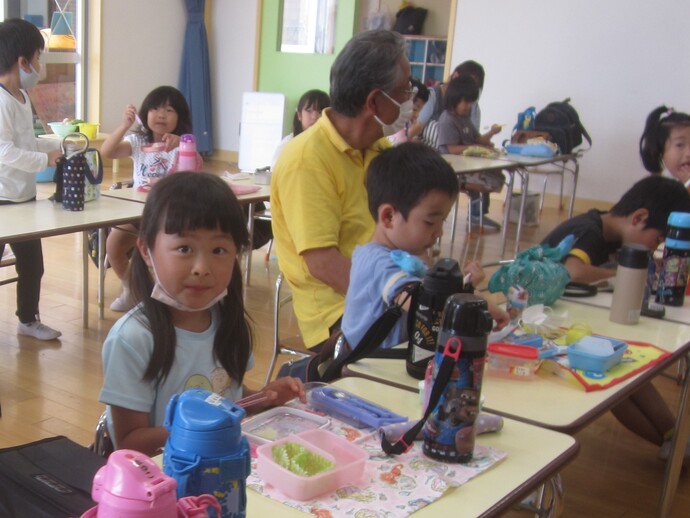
444,75,479,112
138,86,194,142
129,172,252,386
293,89,330,136
640,106,690,174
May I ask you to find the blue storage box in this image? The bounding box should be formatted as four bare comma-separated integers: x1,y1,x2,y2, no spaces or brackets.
37,166,55,183
567,337,627,373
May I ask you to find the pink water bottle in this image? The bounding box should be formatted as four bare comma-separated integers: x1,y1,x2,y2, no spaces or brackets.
178,134,200,172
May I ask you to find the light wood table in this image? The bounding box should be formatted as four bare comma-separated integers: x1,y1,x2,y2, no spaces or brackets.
343,300,690,517
442,154,518,256
220,378,578,517
0,196,143,327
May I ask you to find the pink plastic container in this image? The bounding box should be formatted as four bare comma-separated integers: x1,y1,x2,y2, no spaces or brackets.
256,429,368,501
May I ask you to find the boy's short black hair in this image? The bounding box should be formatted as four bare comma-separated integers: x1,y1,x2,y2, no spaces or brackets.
0,19,45,75
444,75,479,111
367,142,459,220
610,176,690,232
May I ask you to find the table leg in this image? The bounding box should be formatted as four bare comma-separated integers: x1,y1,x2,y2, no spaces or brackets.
82,231,89,328
449,195,459,251
658,355,690,516
568,158,579,219
243,203,256,286
98,227,106,320
112,158,119,174
514,169,529,257
500,169,515,259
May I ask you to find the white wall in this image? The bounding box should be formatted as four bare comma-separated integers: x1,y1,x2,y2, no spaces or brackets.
208,0,258,153
99,0,258,155
100,0,185,133
452,0,690,202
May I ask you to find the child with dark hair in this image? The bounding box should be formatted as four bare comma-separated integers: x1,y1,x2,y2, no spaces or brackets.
436,75,504,230
101,85,199,312
272,89,330,167
388,78,429,146
100,173,304,456
639,106,690,187
542,175,690,283
341,143,508,350
0,18,63,340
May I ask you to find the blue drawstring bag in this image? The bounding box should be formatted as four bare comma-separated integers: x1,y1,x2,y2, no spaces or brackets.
488,236,574,305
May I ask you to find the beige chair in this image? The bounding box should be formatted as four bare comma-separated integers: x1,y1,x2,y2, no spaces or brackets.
263,272,312,386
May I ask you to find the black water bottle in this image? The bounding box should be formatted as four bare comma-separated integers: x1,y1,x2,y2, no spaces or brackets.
406,258,463,379
423,293,493,463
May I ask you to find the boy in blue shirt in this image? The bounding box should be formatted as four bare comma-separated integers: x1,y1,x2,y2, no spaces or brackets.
341,142,508,351
0,19,62,340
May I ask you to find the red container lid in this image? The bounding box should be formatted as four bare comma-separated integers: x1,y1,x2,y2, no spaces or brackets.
488,342,539,360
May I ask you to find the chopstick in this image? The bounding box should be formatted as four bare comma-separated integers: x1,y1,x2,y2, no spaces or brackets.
235,392,269,409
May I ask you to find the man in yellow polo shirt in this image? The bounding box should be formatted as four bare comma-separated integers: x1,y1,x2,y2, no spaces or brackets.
271,30,415,350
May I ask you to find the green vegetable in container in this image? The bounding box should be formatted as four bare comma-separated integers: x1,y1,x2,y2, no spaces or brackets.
272,442,334,477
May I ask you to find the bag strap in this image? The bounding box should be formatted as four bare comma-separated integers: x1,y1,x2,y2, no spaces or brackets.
381,336,462,455
83,149,104,185
319,284,416,382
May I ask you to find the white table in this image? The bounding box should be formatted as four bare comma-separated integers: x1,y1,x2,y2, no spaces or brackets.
486,152,579,258
235,378,578,517
563,291,690,325
442,154,519,256
102,183,271,286
0,196,144,327
343,300,690,517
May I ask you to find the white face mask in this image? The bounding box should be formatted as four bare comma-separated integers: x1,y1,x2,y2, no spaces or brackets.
375,91,414,137
148,251,227,312
19,63,40,90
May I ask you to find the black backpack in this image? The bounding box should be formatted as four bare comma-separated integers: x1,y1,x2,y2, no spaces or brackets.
534,98,592,154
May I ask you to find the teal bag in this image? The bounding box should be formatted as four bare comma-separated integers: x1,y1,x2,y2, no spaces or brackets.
488,236,574,305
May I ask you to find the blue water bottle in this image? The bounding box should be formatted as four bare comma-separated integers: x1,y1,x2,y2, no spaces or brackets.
163,389,251,518
656,212,690,306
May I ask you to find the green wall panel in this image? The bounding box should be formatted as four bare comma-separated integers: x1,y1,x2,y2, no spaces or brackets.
258,0,358,135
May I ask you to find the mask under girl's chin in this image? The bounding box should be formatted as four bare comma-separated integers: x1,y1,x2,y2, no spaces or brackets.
150,282,227,312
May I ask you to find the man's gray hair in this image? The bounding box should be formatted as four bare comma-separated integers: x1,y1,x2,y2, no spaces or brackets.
330,30,407,117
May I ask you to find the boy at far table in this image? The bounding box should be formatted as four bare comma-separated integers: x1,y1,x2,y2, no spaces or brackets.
340,142,508,353
0,19,62,340
542,176,690,283
542,175,690,462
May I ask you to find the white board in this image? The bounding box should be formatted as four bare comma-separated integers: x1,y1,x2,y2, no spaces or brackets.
238,92,285,172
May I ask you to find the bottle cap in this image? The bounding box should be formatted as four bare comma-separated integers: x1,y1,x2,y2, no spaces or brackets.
617,243,649,269
667,212,690,242
668,212,690,229
180,133,196,143
422,258,463,293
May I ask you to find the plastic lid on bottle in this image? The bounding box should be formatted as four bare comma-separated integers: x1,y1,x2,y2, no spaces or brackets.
667,212,690,242
180,133,196,144
617,243,650,269
422,258,463,293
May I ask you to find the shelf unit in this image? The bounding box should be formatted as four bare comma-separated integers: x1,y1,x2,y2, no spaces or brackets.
404,35,447,86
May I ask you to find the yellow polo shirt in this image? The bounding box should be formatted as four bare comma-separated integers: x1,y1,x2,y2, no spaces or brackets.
270,109,388,347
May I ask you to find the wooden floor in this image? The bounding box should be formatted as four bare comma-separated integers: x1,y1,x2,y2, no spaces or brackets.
0,161,688,517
